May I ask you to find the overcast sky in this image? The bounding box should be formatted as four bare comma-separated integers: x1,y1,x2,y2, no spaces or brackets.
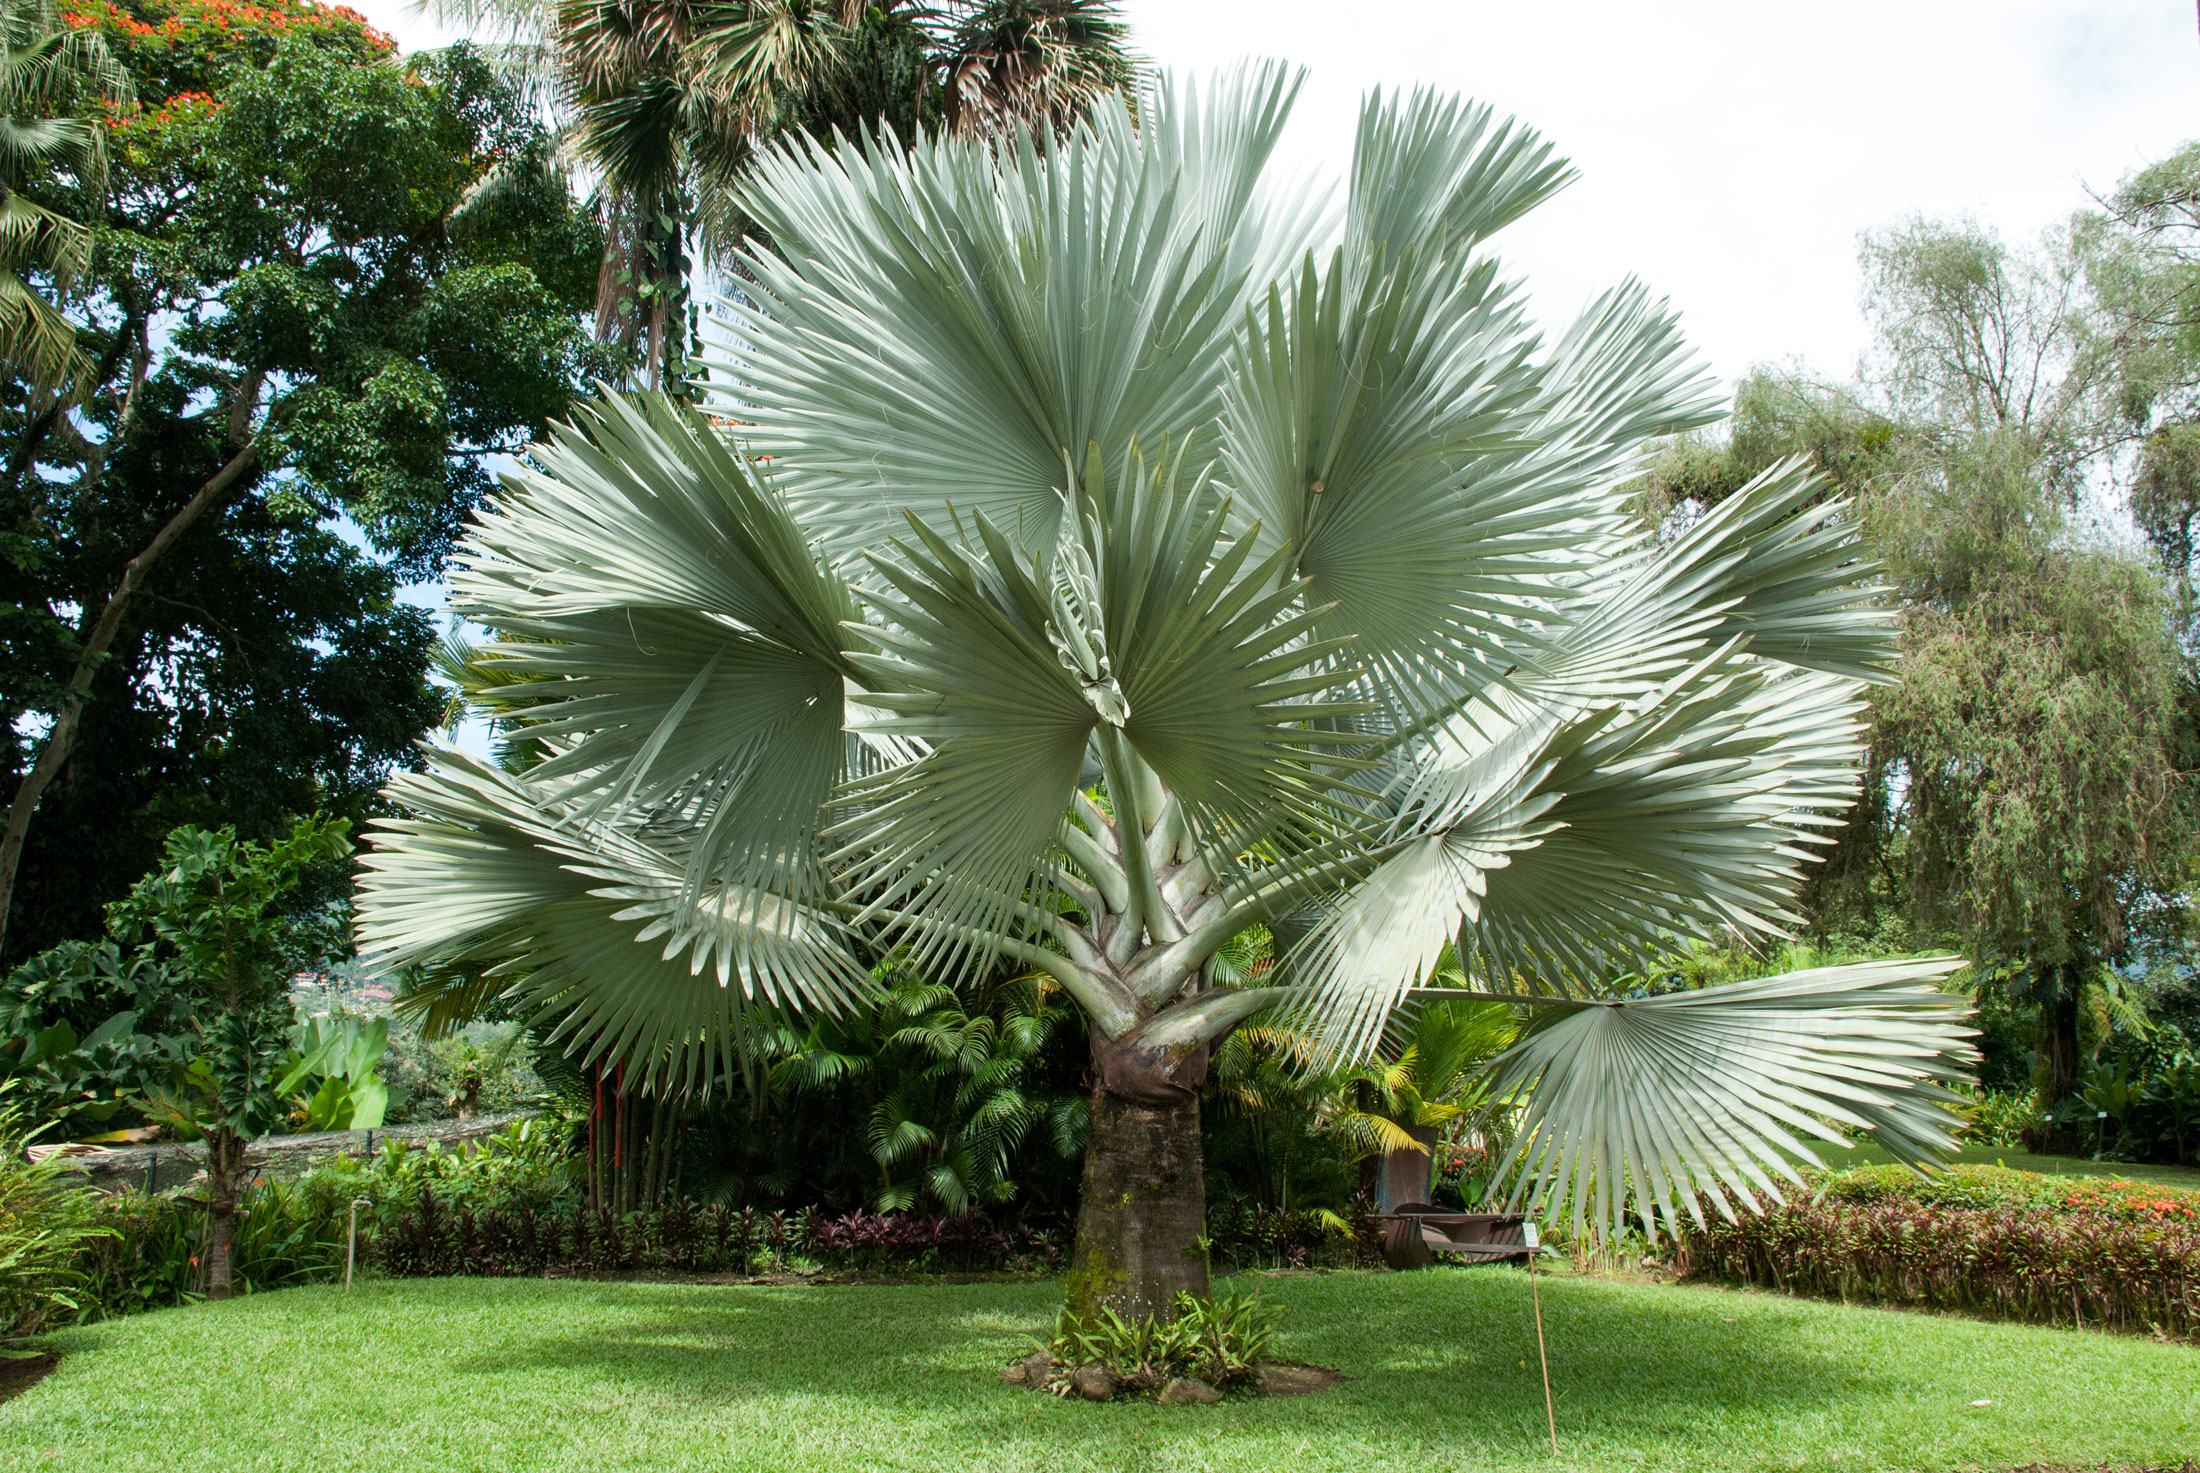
348,0,2199,391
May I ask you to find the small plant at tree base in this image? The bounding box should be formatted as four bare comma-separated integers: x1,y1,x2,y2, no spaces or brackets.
1028,1290,1281,1394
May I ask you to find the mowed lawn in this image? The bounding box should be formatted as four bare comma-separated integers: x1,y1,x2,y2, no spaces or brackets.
1811,1142,2200,1187
4,1270,2195,1473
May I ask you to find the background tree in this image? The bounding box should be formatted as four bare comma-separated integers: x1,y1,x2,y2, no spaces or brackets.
1636,209,2200,1108
436,0,1138,387
2084,144,2200,586
0,0,610,963
358,73,1974,1321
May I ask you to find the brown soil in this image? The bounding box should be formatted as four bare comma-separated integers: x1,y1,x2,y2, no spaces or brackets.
1002,1358,1347,1403
0,1353,57,1406
1254,1361,1346,1397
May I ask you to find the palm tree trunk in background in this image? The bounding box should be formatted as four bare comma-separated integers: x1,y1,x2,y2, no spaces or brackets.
1064,1032,1213,1321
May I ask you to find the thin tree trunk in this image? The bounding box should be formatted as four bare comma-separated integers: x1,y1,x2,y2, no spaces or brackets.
1065,1033,1213,1321
0,440,258,956
2043,961,2085,1105
204,1127,249,1301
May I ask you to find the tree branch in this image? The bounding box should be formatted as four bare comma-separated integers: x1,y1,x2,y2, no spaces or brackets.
0,437,261,955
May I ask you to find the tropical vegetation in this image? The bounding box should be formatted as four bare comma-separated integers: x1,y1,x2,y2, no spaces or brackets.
0,0,130,395
352,66,1986,1320
0,0,610,968
8,8,2200,1467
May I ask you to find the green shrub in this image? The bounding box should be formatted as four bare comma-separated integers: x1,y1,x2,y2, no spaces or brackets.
1033,1290,1282,1392
1816,1162,2045,1211
380,1029,544,1125
70,1174,354,1317
1954,1087,2036,1149
69,1190,197,1319
295,1116,578,1229
1681,1167,2200,1338
0,1085,108,1346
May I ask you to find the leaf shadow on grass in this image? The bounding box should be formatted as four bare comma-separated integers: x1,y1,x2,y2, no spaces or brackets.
446,1271,1894,1457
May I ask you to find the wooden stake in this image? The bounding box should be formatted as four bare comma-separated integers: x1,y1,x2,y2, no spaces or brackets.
1526,1221,1557,1456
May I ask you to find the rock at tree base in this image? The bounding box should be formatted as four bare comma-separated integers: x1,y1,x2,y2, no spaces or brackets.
1255,1363,1343,1397
1159,1377,1221,1405
1070,1365,1116,1401
1001,1352,1052,1386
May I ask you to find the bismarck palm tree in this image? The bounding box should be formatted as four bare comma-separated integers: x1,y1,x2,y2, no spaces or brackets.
0,0,130,395
358,67,1976,1321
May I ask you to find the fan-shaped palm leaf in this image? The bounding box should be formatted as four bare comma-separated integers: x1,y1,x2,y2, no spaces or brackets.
1481,957,1976,1239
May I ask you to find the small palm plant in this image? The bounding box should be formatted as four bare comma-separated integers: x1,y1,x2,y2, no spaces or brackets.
358,67,1976,1319
1329,993,1515,1209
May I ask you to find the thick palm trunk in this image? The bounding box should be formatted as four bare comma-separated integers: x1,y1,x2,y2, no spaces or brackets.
1065,1032,1212,1320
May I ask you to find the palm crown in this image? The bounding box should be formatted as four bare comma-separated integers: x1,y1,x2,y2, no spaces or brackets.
357,65,1974,1309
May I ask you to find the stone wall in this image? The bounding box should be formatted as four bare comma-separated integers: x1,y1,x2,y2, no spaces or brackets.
45,1112,540,1194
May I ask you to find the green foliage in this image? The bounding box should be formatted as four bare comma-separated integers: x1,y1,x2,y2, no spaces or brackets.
1328,995,1516,1161
682,962,1088,1216
1204,1020,1357,1216
0,817,350,1151
3,2,609,967
0,1083,106,1348
1035,1289,1281,1391
0,0,133,393
0,939,184,1134
297,1117,579,1232
379,1026,541,1125
277,1014,389,1131
65,1172,358,1316
1952,1085,2036,1149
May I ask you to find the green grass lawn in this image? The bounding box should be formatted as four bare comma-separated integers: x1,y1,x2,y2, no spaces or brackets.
4,1271,2194,1473
1813,1141,2200,1187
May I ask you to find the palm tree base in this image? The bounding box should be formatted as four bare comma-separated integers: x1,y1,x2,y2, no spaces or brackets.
1064,1041,1212,1320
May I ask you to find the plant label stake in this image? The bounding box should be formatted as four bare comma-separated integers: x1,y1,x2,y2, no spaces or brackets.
346,1198,372,1290
1524,1220,1557,1456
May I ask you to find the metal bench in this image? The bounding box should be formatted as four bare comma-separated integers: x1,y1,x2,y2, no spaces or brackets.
1371,1204,1532,1270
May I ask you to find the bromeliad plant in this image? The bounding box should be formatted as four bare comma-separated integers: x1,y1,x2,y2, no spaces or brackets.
357,66,1976,1320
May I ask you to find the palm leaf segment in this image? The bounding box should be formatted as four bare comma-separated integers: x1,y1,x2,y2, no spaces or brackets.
0,0,132,393
358,65,1975,1226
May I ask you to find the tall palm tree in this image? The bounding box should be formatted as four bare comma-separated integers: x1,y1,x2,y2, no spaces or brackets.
437,0,1138,386
357,68,1976,1321
0,0,130,396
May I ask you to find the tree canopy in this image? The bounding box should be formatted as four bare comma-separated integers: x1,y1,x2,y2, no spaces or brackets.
1635,201,2200,1103
1,0,610,964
